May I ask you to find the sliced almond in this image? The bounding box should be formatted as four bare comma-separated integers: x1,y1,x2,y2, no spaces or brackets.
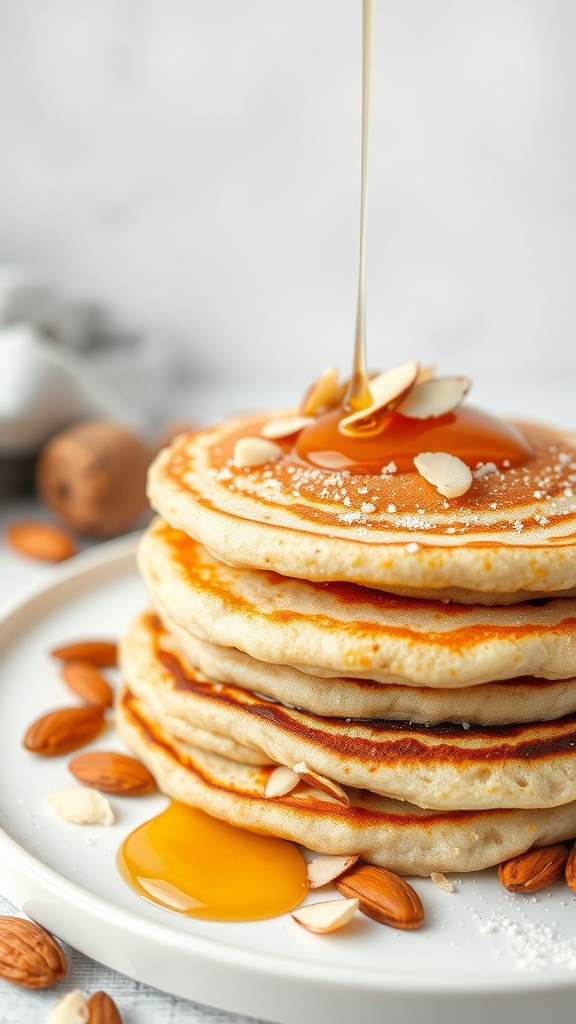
335,863,425,929
339,361,419,437
307,855,359,889
6,521,76,563
264,765,301,798
233,437,283,469
291,898,359,934
498,844,569,893
302,788,344,806
68,751,155,795
415,364,435,384
431,871,454,893
397,376,470,419
47,989,89,1024
50,641,118,668
413,451,473,499
293,762,350,806
300,366,344,417
61,661,114,709
47,786,114,826
261,416,314,440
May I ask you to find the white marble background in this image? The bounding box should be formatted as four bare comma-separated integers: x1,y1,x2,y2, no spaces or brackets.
0,0,575,410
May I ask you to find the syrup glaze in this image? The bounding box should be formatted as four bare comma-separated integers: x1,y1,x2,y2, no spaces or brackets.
117,800,308,921
295,404,533,474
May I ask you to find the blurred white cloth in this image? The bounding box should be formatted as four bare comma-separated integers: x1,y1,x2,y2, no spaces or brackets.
0,266,172,457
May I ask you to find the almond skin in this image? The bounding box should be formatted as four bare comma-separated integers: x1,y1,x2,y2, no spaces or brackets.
565,841,576,896
498,844,569,893
292,762,350,806
87,990,123,1023
6,521,76,563
24,706,106,756
335,862,424,929
68,751,155,795
61,660,114,709
50,641,118,668
0,917,67,988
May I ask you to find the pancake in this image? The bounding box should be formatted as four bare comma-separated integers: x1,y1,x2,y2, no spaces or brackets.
129,388,576,882
117,684,576,876
139,518,576,688
147,413,576,603
121,611,576,811
159,610,576,725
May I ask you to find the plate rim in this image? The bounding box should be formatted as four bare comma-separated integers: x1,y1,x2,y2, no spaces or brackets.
1,536,576,1010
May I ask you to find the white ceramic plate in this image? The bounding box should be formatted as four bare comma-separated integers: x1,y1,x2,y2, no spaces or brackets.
1,536,576,1024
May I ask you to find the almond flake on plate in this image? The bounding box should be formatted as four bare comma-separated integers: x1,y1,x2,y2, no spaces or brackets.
260,416,314,440
397,377,470,419
413,452,473,499
307,855,359,889
431,871,454,893
291,898,359,934
46,786,114,826
46,989,89,1024
339,361,419,437
264,765,301,798
233,437,283,469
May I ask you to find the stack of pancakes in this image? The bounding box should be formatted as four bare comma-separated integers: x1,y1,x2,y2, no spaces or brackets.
118,405,576,876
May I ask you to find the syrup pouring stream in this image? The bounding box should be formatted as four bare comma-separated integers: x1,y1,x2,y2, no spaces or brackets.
346,0,374,414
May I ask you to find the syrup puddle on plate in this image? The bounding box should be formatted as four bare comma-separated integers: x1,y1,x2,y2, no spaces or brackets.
117,800,309,921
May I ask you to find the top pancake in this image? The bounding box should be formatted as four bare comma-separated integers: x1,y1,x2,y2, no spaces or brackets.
148,413,576,603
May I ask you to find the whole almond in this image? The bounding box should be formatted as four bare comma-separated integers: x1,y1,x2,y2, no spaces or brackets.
0,917,66,988
565,841,576,896
498,844,569,892
51,641,117,668
335,863,424,929
24,707,106,756
68,752,155,795
62,661,114,709
6,521,76,563
87,990,123,1023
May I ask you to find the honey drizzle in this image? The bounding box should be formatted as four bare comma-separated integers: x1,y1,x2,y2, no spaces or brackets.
298,1,534,478
345,0,374,414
